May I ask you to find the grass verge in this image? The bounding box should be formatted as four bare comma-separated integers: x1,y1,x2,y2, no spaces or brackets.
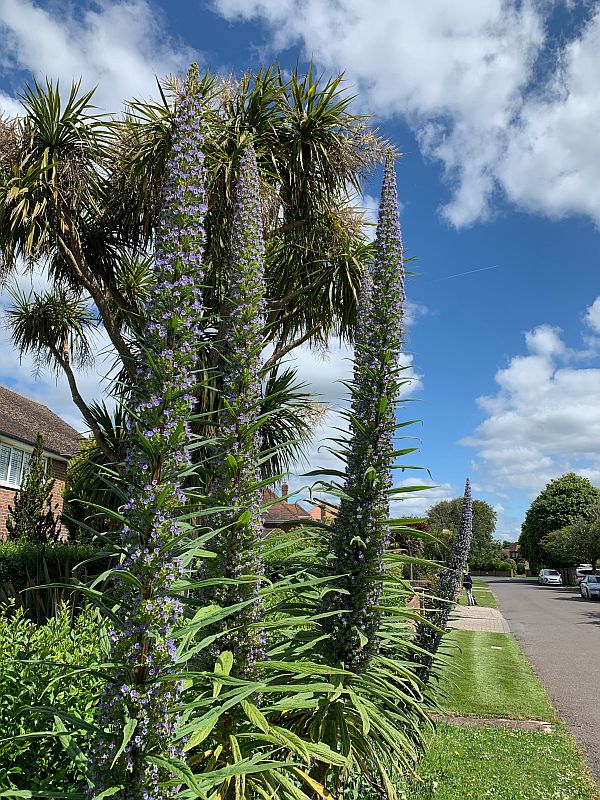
436,630,554,721
407,723,599,800
457,578,497,608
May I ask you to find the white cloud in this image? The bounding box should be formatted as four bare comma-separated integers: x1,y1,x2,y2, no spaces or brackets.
0,0,195,115
463,295,600,492
284,336,424,502
585,296,600,333
212,0,600,228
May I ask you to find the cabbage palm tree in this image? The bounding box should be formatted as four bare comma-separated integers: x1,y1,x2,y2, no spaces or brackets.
0,67,386,466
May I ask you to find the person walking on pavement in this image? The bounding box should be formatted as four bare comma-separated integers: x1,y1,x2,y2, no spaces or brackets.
463,571,477,606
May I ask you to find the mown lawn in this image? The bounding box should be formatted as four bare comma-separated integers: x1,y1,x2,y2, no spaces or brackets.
407,724,599,800
436,630,555,720
408,613,599,800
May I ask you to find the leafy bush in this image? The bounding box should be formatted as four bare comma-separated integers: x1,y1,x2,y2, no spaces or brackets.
0,540,111,590
0,604,103,792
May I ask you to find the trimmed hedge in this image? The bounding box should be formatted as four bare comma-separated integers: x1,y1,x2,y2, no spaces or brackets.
0,541,112,590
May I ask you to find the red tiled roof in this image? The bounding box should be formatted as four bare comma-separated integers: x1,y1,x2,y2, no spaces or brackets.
261,486,312,525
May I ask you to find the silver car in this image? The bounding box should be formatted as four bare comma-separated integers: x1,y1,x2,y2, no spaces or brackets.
538,569,562,586
580,574,600,599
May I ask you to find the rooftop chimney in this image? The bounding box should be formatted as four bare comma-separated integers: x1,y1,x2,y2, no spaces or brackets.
281,482,288,499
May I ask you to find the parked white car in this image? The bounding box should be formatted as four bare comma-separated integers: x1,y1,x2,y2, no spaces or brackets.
580,574,600,599
575,565,594,585
538,569,562,586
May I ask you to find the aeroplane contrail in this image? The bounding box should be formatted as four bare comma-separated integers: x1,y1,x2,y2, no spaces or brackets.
433,264,500,282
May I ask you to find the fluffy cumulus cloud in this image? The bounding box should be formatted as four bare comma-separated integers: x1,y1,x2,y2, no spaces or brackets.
463,297,600,493
212,0,600,228
0,0,195,114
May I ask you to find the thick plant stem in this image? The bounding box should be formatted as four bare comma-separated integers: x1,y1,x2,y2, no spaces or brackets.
88,65,206,800
411,477,473,681
321,152,405,672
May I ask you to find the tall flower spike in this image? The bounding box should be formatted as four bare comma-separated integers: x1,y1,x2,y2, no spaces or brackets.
412,478,473,681
88,64,207,800
205,143,266,679
322,152,405,672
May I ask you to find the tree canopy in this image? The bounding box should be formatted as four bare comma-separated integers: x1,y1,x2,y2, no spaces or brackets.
426,496,499,567
520,473,600,569
541,511,600,570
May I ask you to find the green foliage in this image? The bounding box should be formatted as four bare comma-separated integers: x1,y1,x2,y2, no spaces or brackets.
6,434,60,543
0,604,103,793
520,473,600,570
541,514,600,568
0,540,110,590
426,497,500,568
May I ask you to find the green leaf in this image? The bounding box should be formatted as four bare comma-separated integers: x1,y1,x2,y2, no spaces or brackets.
183,710,221,751
111,716,137,768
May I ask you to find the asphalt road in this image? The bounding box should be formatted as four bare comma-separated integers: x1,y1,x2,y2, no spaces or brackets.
486,577,600,781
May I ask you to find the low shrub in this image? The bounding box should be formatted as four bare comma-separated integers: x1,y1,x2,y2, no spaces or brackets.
0,603,103,792
471,557,516,572
0,540,112,590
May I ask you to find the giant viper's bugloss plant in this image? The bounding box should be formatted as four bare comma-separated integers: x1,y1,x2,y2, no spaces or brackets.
203,144,267,679
321,152,407,672
87,65,207,800
411,477,473,681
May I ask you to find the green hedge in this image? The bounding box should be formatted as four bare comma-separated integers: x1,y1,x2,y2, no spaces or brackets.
0,541,112,590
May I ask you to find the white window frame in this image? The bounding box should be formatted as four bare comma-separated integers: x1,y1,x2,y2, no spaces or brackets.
0,440,48,490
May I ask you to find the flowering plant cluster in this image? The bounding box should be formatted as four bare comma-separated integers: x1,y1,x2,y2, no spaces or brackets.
322,153,405,672
88,65,207,800
205,144,266,678
412,477,473,680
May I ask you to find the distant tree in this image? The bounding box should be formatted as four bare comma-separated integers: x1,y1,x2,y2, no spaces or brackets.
541,510,600,571
520,473,600,570
6,434,60,544
426,497,499,567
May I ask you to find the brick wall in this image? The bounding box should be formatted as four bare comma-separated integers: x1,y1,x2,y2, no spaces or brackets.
0,457,67,540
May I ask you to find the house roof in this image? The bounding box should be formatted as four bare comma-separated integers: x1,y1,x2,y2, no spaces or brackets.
0,385,82,458
261,487,313,525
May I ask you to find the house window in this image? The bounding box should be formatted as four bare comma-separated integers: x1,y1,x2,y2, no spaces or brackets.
0,444,46,489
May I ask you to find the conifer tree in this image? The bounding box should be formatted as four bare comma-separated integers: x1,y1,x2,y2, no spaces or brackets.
6,433,59,543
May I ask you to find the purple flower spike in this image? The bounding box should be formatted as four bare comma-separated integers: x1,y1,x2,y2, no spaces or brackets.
88,64,206,800
412,478,473,680
204,144,266,679
322,152,405,672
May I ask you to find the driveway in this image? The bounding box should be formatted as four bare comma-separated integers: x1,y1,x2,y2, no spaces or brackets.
486,577,600,781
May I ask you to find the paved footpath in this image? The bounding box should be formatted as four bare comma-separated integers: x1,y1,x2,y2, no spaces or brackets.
484,577,600,782
449,605,510,633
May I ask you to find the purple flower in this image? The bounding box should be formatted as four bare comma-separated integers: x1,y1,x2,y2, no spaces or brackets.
88,64,206,800
321,152,406,672
412,477,473,680
203,145,266,679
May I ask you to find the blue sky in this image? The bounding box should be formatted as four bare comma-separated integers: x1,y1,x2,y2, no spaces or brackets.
1,0,600,540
